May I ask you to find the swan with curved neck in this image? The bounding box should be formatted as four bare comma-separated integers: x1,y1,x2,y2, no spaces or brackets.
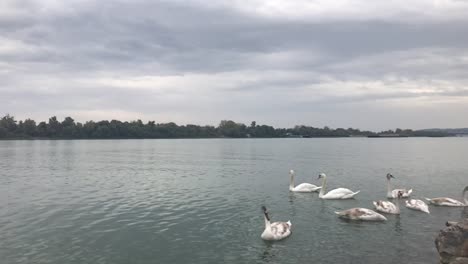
386,173,412,198
425,186,468,207
289,170,322,192
317,173,360,199
260,206,292,241
373,191,402,214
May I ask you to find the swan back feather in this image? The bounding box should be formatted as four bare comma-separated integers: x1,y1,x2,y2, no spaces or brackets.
405,199,430,213
321,188,359,199
335,208,387,221
373,200,399,214
389,188,412,198
425,197,465,207
292,183,322,192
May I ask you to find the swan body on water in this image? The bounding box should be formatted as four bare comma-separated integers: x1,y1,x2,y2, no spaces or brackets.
373,191,402,214
289,170,322,192
335,208,387,221
317,173,360,199
425,197,465,207
373,200,399,214
426,197,466,206
261,206,292,241
386,173,413,198
425,186,468,207
405,199,430,213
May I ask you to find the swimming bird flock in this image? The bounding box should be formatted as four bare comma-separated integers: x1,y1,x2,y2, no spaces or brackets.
261,171,468,241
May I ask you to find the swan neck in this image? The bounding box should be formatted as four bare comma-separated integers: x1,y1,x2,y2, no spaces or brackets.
387,178,392,197
463,186,468,205
319,177,327,197
289,173,294,191
264,214,271,228
395,196,400,213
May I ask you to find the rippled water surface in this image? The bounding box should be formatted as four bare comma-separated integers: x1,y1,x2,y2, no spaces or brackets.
1,138,467,263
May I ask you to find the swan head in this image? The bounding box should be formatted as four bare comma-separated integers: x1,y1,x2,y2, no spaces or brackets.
289,170,295,175
386,173,394,180
317,173,326,179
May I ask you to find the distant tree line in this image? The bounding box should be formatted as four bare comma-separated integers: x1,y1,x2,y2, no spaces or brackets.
0,114,449,139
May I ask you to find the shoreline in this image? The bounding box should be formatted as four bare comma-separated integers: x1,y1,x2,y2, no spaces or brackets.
0,135,458,141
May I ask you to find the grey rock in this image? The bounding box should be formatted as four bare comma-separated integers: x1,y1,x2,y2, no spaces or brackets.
449,257,468,264
435,219,468,264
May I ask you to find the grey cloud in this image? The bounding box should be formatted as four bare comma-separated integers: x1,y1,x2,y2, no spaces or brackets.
2,1,468,74
1,0,468,129
311,89,468,106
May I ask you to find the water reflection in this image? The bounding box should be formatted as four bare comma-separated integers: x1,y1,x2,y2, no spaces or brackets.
260,243,275,263
393,216,402,232
1,138,468,264
288,193,296,204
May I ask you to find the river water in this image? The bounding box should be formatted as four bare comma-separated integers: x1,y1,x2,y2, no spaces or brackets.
1,138,467,263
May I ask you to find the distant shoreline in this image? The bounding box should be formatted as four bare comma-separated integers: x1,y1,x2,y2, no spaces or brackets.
0,114,462,140
0,135,457,141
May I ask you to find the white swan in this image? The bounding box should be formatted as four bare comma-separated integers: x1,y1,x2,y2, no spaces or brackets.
317,173,360,199
425,187,468,207
405,199,430,213
335,208,387,221
373,191,402,214
386,173,413,198
289,170,322,192
261,206,292,241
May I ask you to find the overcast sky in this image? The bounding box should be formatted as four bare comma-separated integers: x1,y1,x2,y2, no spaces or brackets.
2,0,468,130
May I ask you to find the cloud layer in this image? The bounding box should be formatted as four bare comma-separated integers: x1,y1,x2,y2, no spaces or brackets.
2,0,468,130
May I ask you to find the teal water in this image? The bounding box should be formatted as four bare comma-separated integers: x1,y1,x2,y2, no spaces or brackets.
1,138,467,264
